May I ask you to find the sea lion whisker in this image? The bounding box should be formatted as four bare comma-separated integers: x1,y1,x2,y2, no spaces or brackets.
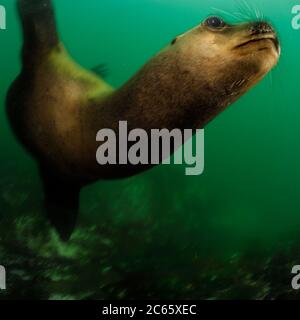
255,8,260,20
251,3,262,21
248,1,262,21
229,79,246,91
256,7,263,21
234,1,250,20
229,82,236,90
242,0,256,19
257,7,265,21
232,12,251,21
236,0,255,21
254,5,264,22
237,79,246,87
210,7,242,22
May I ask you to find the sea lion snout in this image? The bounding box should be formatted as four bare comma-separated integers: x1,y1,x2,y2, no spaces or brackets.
247,21,280,54
236,21,281,56
249,21,275,35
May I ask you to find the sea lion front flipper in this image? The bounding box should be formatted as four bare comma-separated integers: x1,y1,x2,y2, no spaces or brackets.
39,166,82,241
91,64,109,78
18,0,59,56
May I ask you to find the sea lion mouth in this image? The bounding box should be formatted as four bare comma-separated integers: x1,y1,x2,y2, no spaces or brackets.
235,35,280,54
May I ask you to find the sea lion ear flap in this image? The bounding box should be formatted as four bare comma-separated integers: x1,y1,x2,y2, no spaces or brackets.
39,165,82,241
170,34,184,45
171,37,178,45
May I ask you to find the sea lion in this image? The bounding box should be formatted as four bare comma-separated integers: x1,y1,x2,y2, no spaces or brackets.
6,0,280,240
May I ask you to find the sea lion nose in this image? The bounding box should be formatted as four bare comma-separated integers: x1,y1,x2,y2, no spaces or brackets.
249,21,274,35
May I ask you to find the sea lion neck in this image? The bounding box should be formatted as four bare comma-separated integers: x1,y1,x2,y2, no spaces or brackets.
102,51,236,131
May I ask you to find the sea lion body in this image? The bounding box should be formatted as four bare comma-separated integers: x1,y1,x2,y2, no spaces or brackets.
8,45,113,181
6,0,280,239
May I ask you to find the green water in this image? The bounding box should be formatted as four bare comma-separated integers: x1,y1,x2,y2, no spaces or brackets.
0,0,300,299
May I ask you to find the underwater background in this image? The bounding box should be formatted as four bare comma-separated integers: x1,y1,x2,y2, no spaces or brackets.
0,0,300,299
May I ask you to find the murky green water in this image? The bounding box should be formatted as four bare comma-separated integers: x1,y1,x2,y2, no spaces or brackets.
0,0,300,299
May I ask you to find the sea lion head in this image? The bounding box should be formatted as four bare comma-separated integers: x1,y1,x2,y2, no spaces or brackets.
161,16,281,126
111,16,281,130
171,16,280,77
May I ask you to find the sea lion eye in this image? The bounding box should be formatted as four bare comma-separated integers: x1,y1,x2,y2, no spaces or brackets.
205,16,226,29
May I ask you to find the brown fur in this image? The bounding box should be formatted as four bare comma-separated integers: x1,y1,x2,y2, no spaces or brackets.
6,0,280,239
